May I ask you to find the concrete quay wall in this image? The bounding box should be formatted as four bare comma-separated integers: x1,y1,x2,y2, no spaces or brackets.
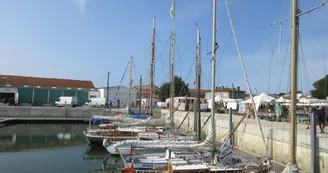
161,109,328,173
0,107,163,119
0,106,106,118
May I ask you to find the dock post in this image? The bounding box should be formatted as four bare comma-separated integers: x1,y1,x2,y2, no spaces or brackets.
229,107,233,145
310,112,317,173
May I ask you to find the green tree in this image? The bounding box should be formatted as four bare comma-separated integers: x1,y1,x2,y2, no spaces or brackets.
159,76,189,101
278,93,286,97
310,75,328,99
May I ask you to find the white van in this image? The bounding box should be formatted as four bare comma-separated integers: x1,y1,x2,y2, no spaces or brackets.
55,96,78,107
85,98,106,108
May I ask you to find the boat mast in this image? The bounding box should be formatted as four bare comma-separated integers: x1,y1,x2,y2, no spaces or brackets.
169,0,176,128
196,27,202,141
210,0,217,165
128,56,133,110
139,75,142,115
289,0,299,167
150,16,156,116
106,72,110,106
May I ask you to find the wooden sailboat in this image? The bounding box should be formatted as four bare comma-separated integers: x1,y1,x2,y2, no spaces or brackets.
119,1,244,172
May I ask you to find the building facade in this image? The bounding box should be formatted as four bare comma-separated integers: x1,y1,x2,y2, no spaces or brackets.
133,84,160,100
188,89,210,98
98,86,137,107
0,75,95,106
204,86,245,99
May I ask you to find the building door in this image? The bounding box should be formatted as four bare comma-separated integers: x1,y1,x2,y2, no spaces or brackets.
0,93,15,105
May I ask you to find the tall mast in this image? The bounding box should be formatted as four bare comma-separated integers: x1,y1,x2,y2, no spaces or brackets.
210,0,217,165
196,27,202,141
289,0,299,166
139,75,142,115
150,16,156,116
128,56,133,109
106,72,110,105
169,0,176,128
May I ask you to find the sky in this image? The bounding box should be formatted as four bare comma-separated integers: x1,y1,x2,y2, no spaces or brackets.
0,0,328,95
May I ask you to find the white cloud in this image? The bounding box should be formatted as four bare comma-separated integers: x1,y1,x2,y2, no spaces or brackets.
74,0,89,15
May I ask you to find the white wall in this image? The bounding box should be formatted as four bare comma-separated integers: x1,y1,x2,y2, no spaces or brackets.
98,86,137,107
0,88,18,93
88,90,100,99
205,91,229,99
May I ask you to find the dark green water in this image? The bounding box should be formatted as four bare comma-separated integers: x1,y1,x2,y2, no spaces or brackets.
0,124,123,173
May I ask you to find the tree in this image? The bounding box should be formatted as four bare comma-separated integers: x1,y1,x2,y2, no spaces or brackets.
278,93,286,97
310,75,328,99
159,76,189,101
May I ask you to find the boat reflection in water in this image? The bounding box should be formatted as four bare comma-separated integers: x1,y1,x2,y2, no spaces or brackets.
83,146,124,173
0,124,87,152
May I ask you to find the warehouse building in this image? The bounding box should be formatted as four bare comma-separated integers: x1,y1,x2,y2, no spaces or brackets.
0,75,95,106
98,86,137,107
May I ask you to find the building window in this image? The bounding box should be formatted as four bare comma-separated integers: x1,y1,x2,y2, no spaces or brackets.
90,95,97,98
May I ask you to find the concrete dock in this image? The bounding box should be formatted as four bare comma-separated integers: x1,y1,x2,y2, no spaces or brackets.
162,109,328,173
0,106,327,172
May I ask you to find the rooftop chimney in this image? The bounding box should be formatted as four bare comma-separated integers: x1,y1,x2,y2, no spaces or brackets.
237,86,240,91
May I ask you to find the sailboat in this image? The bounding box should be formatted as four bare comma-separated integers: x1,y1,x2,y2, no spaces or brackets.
84,57,164,145
118,0,242,172
102,15,198,155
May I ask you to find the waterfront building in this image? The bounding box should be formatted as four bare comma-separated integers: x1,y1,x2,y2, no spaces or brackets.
0,74,95,106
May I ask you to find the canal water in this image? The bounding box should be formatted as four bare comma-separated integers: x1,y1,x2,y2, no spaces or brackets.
0,124,123,173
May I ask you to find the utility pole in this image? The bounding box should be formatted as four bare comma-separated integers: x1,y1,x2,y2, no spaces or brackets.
106,72,110,106
139,75,142,116
150,15,156,117
196,27,202,141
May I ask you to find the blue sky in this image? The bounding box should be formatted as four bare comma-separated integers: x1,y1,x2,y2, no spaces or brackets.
0,0,328,94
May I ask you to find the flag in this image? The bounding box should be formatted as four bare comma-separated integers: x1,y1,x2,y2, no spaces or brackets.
170,0,175,18
193,80,196,84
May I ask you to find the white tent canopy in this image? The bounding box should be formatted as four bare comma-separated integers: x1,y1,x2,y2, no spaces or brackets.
244,93,275,104
206,95,223,103
275,96,290,103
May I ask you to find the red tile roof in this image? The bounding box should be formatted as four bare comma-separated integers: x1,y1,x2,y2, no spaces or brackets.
0,75,95,88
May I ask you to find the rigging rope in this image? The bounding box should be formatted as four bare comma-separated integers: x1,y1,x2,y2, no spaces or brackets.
111,60,130,109
277,36,291,93
299,36,311,93
276,24,283,94
224,0,269,155
268,50,273,94
174,37,196,66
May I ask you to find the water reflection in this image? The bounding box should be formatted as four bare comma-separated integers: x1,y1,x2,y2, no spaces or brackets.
83,146,123,173
0,124,88,152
